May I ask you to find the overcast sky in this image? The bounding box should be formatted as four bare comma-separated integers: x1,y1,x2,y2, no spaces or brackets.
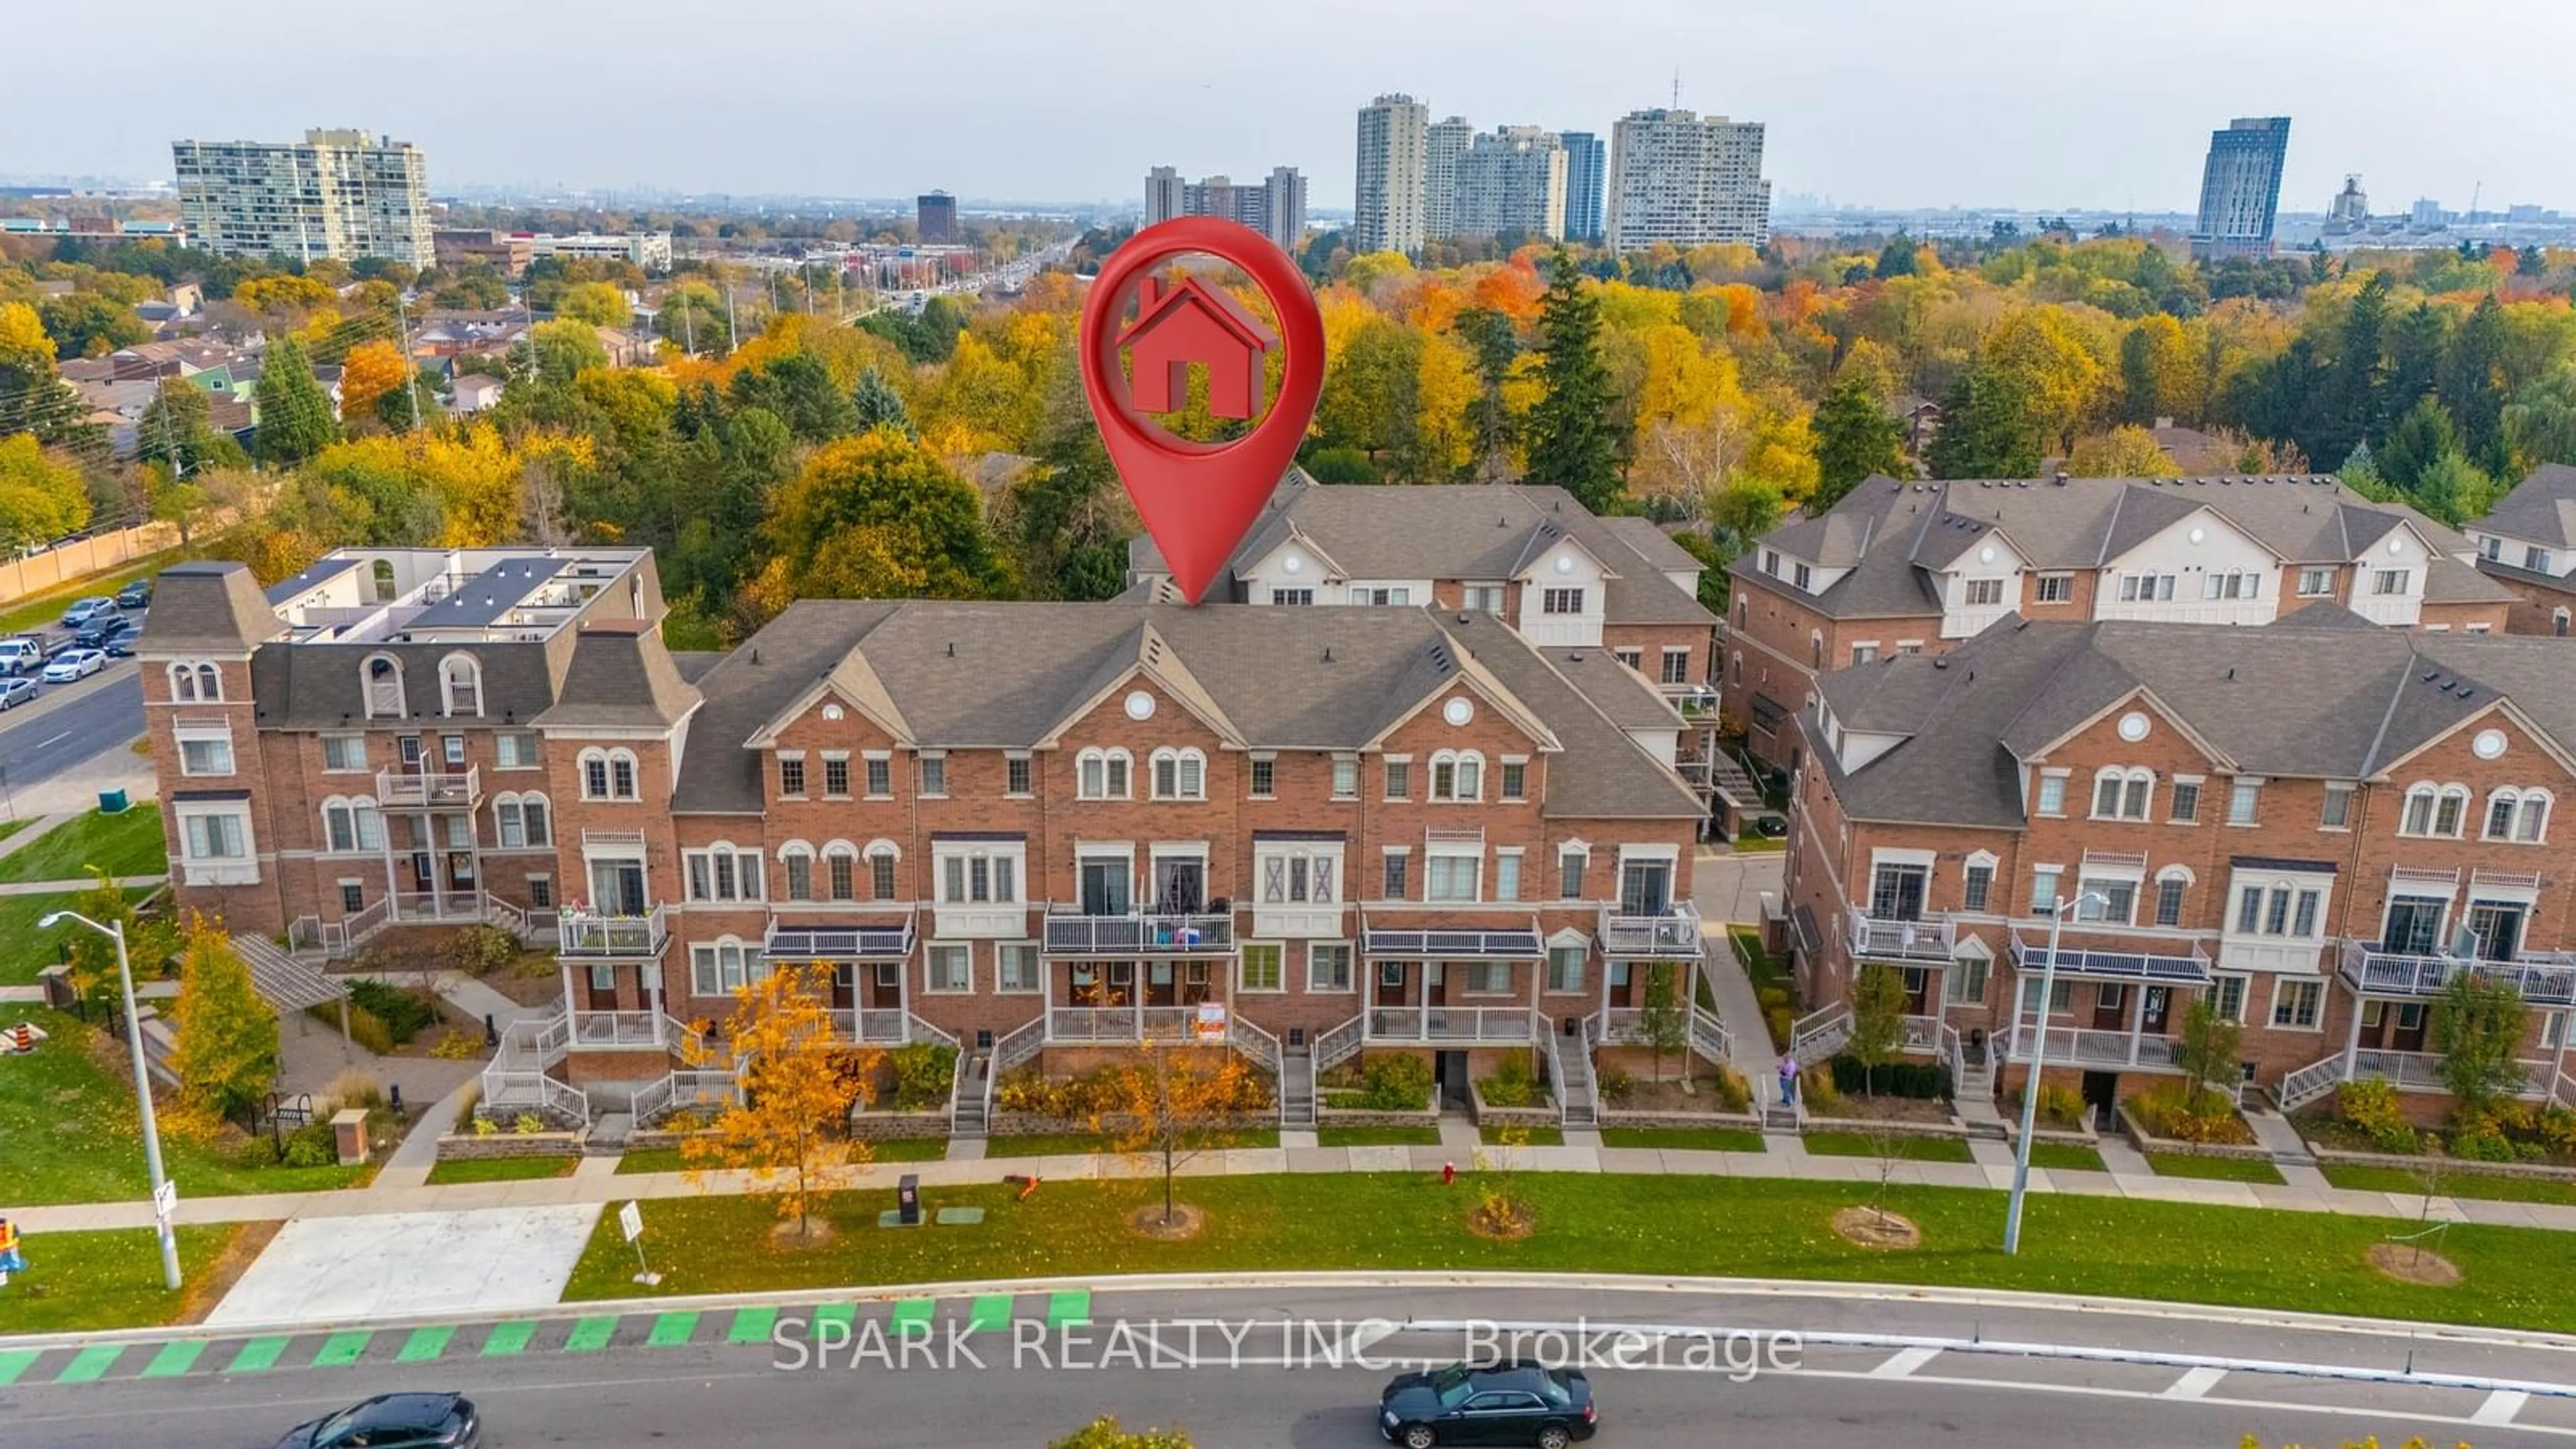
7,0,2568,215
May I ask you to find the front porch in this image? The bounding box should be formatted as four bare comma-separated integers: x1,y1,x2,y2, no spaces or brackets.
2269,945,2576,1110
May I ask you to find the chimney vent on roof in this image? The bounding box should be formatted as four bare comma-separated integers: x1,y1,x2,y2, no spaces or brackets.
1932,657,1948,669
751,649,761,665
1322,647,1332,662
2226,667,2235,680
946,642,955,657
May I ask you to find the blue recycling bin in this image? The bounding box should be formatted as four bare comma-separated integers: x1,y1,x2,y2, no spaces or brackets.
97,789,129,814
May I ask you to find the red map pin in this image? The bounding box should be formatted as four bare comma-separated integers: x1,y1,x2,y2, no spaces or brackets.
1079,216,1324,605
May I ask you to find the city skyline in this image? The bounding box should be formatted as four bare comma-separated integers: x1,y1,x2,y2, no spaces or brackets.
9,1,2575,217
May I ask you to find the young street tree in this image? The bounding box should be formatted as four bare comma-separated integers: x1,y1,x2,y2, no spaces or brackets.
2434,971,2530,1120
682,960,873,1242
1845,962,1909,1096
2174,998,2243,1118
166,920,279,1124
1521,248,1621,514
252,334,337,465
56,868,178,1020
1633,959,1690,1085
1092,1043,1258,1228
1049,1419,1193,1449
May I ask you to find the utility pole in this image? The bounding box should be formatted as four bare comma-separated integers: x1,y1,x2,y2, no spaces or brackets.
392,290,425,431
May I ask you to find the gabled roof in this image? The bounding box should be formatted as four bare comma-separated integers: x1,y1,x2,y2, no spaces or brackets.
2475,464,2576,550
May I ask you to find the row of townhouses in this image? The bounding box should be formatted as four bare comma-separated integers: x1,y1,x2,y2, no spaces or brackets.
138,502,1722,1130
1781,608,2576,1121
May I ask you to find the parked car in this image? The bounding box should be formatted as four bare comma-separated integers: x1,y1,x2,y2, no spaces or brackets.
58,597,115,629
76,616,138,651
273,1393,482,1449
0,638,43,676
1751,812,1790,839
0,678,35,710
1381,1362,1596,1448
115,578,152,609
40,649,104,683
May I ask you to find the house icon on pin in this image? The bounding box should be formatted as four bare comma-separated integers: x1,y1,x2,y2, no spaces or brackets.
1116,275,1276,420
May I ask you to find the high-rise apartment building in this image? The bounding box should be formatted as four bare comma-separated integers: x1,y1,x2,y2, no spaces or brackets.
1603,108,1771,252
2189,117,2291,262
1452,127,1568,241
917,191,958,244
1423,116,1473,244
1560,131,1607,242
1353,94,1428,256
171,129,432,266
1141,165,1307,254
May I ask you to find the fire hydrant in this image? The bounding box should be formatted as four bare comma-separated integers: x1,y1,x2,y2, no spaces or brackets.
1442,1161,1457,1186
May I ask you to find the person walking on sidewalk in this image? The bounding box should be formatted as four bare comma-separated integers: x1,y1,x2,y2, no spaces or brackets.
1777,1055,1798,1108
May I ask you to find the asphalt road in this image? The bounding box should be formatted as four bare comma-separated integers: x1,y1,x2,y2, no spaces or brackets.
8,1283,2571,1448
0,664,141,801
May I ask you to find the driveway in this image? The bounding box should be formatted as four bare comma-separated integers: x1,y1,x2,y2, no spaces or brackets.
205,1205,605,1326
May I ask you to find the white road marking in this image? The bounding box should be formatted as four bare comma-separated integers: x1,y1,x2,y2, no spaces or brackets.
2475,1389,2532,1426
34,731,68,749
2162,1365,2226,1399
1868,1346,1942,1379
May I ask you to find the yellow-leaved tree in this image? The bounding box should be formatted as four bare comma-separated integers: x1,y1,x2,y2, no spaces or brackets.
335,339,411,423
1091,1043,1263,1229
682,960,873,1243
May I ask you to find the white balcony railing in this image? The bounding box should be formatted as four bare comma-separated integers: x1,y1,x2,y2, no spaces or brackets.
1600,902,1703,957
376,766,480,808
831,1008,913,1044
1845,908,1955,963
568,1010,671,1049
557,904,669,958
1595,1004,1731,1065
1042,911,1234,955
1364,1006,1538,1043
1044,1006,1212,1042
2339,940,2576,1006
2000,1024,2185,1071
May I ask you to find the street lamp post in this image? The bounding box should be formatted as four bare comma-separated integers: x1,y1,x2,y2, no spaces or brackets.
44,910,182,1290
2003,889,2106,1256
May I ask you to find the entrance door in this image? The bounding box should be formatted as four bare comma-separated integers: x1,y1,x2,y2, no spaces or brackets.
590,861,646,916
2141,985,2172,1034
830,966,855,1010
1435,1051,1470,1110
2080,1071,2118,1131
2467,902,2527,963
869,962,902,1008
1607,960,1633,1008
1619,860,1672,917
1079,859,1130,916
2392,1000,2430,1051
2382,895,2447,955
1375,961,1409,1006
2091,982,2128,1031
1145,960,1177,1006
586,962,619,1011
1901,966,1931,1015
1869,863,1927,922
1152,857,1205,915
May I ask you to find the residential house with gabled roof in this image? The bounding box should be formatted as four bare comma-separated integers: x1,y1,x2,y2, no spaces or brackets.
2465,464,2576,637
1725,472,2516,765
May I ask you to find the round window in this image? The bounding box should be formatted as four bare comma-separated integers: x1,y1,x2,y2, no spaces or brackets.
2118,711,2151,743
1124,690,1157,721
1443,697,1474,727
2473,728,2508,760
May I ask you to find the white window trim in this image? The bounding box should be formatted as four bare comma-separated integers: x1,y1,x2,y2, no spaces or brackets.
2267,975,2327,1032
863,749,896,800
1004,751,1034,799
174,722,236,778
996,941,1043,994
922,944,975,994
438,652,484,718
1305,940,1356,993
1237,941,1288,994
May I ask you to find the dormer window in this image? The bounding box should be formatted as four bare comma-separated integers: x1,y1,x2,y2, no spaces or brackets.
439,653,483,717
363,655,405,718
168,661,222,702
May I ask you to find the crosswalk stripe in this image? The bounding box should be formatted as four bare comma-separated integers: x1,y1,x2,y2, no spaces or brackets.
564,1316,619,1352
0,1349,39,1387
139,1340,207,1378
967,1295,1011,1334
313,1332,372,1366
1867,1346,1940,1379
396,1326,455,1363
225,1337,291,1374
2162,1366,2226,1399
2474,1389,2530,1426
647,1311,698,1347
52,1345,122,1384
480,1322,537,1358
1045,1291,1091,1328
727,1307,778,1344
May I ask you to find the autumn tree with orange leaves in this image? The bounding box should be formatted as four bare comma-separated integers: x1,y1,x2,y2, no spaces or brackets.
1091,1043,1266,1229
682,960,875,1242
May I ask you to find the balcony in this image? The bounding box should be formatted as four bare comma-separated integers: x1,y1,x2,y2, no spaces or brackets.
831,1008,916,1044
931,902,1032,940
1359,920,1544,960
766,916,914,963
1846,908,1955,963
567,1010,693,1051
2338,941,2576,1006
2000,1024,2186,1072
1599,902,1702,958
1047,1006,1212,1042
1042,911,1234,956
377,765,480,808
2009,928,2212,985
1250,901,1346,939
1364,1007,1540,1043
557,904,670,959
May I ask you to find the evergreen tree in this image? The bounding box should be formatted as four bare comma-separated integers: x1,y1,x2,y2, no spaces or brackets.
1003,364,1133,600
2441,294,2510,472
1925,366,2039,480
137,380,248,475
2319,271,2390,465
1811,376,1907,509
1450,307,1519,483
2384,301,2446,424
1521,248,1621,513
729,352,859,443
2116,326,2161,426
2379,394,2461,489
851,366,916,438
252,334,336,464
1872,231,1918,279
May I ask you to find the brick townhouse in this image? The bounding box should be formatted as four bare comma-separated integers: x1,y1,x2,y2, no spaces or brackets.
1779,608,2576,1124
2465,463,2576,637
1130,470,1724,804
138,547,1715,1130
1726,472,2516,767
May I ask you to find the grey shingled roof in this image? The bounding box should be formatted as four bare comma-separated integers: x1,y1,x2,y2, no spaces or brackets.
1811,620,2576,826
250,633,574,729
532,623,702,729
672,600,1703,821
2477,464,2576,550
142,561,286,653
1539,647,1690,731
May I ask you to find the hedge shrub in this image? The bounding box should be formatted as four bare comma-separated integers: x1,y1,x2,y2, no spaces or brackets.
1827,1054,1950,1099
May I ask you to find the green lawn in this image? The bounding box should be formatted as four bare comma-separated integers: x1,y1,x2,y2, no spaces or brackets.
1480,1124,1565,1146
425,1155,578,1185
1729,927,1790,993
1730,832,1788,853
617,1138,955,1176
0,889,107,986
1803,1131,1976,1163
0,816,30,845
0,552,178,640
2027,1142,2108,1173
0,804,170,885
616,1147,686,1175
1601,1126,1768,1153
2324,1163,2576,1205
2146,1152,2287,1185
0,1223,244,1332
566,1170,2576,1334
987,1130,1279,1159
0,1007,369,1204
1318,1126,1441,1147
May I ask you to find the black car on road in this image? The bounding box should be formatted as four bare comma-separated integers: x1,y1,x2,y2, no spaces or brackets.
76,616,139,653
274,1392,481,1449
115,578,152,609
1381,1361,1596,1448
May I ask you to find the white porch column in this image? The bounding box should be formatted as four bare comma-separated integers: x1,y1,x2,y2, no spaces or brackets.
2127,981,2147,1067
2341,986,2367,1076
647,961,665,1047
558,958,576,1020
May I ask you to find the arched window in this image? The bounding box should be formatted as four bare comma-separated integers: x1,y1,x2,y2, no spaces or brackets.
2557,606,2571,639
580,749,610,800
2524,790,2554,843
2487,788,2553,844
439,653,483,717
1078,747,1132,800
2153,865,2194,927
867,840,902,901
363,654,404,718
167,661,222,702
370,558,397,602
495,792,550,849
2435,784,2470,838
2400,783,2436,836
321,796,383,853
1148,747,1206,800
1431,750,1485,802
609,749,638,800
2090,767,2154,820
1811,631,1823,668
822,843,858,902
780,841,816,901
